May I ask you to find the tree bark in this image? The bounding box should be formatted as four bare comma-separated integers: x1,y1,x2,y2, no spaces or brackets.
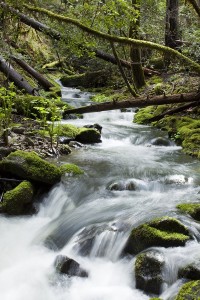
11,56,54,91
129,0,145,88
0,55,37,94
187,0,200,18
165,0,180,49
63,92,200,115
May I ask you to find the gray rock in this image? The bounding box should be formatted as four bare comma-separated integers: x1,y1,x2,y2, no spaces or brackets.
12,127,25,134
54,255,88,277
150,137,171,146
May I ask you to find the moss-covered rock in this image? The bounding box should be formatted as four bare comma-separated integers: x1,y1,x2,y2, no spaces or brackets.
177,203,200,221
124,217,190,255
0,150,61,185
175,280,200,299
0,180,34,215
60,163,84,176
178,263,200,280
135,250,164,295
58,124,101,144
75,127,101,144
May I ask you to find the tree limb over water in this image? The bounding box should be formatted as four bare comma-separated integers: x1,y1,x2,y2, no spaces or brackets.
63,92,200,116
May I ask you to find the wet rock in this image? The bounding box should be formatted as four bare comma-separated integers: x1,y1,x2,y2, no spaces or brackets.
59,136,74,144
54,255,88,277
0,150,62,185
84,123,102,134
68,141,83,148
175,280,200,299
63,114,78,120
135,250,164,295
150,137,171,146
0,180,34,215
59,144,72,155
177,203,200,221
178,263,200,280
108,180,136,191
75,128,101,144
124,217,190,255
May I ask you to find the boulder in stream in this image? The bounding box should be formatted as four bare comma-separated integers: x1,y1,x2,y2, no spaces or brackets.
75,128,101,144
135,250,164,295
175,280,200,299
178,263,200,280
0,150,62,185
124,217,190,255
177,203,200,221
54,255,88,277
150,137,171,146
0,180,34,215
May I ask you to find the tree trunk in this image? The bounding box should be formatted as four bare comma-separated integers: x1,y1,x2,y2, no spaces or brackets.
165,0,180,49
187,0,200,18
11,56,54,91
0,56,37,94
129,0,145,88
63,92,200,115
23,4,200,74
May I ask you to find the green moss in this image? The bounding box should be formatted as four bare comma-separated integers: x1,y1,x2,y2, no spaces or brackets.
1,180,34,215
60,163,84,176
175,280,200,299
125,216,190,255
57,124,80,138
177,203,200,221
134,107,155,124
0,150,62,185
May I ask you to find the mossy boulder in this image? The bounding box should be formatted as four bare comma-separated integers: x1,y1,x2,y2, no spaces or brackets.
57,124,101,144
75,128,101,144
124,217,190,255
135,250,164,295
59,163,84,176
177,203,200,221
0,150,62,185
178,263,200,280
0,180,34,215
175,280,200,300
54,255,88,277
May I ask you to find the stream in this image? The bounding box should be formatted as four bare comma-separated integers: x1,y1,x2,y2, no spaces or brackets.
0,87,200,300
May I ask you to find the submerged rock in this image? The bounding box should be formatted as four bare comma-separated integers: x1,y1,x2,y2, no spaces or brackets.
178,263,200,280
0,180,34,215
175,280,200,299
54,255,88,277
108,180,136,191
135,250,164,295
124,217,190,255
150,137,171,146
177,203,200,221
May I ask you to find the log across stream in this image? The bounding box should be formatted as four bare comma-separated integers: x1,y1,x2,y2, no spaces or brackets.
0,86,200,300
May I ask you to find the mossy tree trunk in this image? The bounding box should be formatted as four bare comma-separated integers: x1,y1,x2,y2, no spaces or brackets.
129,0,145,89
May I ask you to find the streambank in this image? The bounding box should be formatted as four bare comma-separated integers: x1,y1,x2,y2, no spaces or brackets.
134,106,200,159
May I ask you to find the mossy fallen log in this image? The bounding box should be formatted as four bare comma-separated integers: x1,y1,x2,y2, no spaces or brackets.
63,92,200,115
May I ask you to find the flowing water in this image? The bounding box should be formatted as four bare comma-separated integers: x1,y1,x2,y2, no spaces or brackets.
1,87,200,300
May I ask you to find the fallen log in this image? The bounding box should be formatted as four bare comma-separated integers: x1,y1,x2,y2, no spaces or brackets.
148,100,200,122
0,2,158,76
0,55,37,94
11,56,54,91
63,92,200,115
